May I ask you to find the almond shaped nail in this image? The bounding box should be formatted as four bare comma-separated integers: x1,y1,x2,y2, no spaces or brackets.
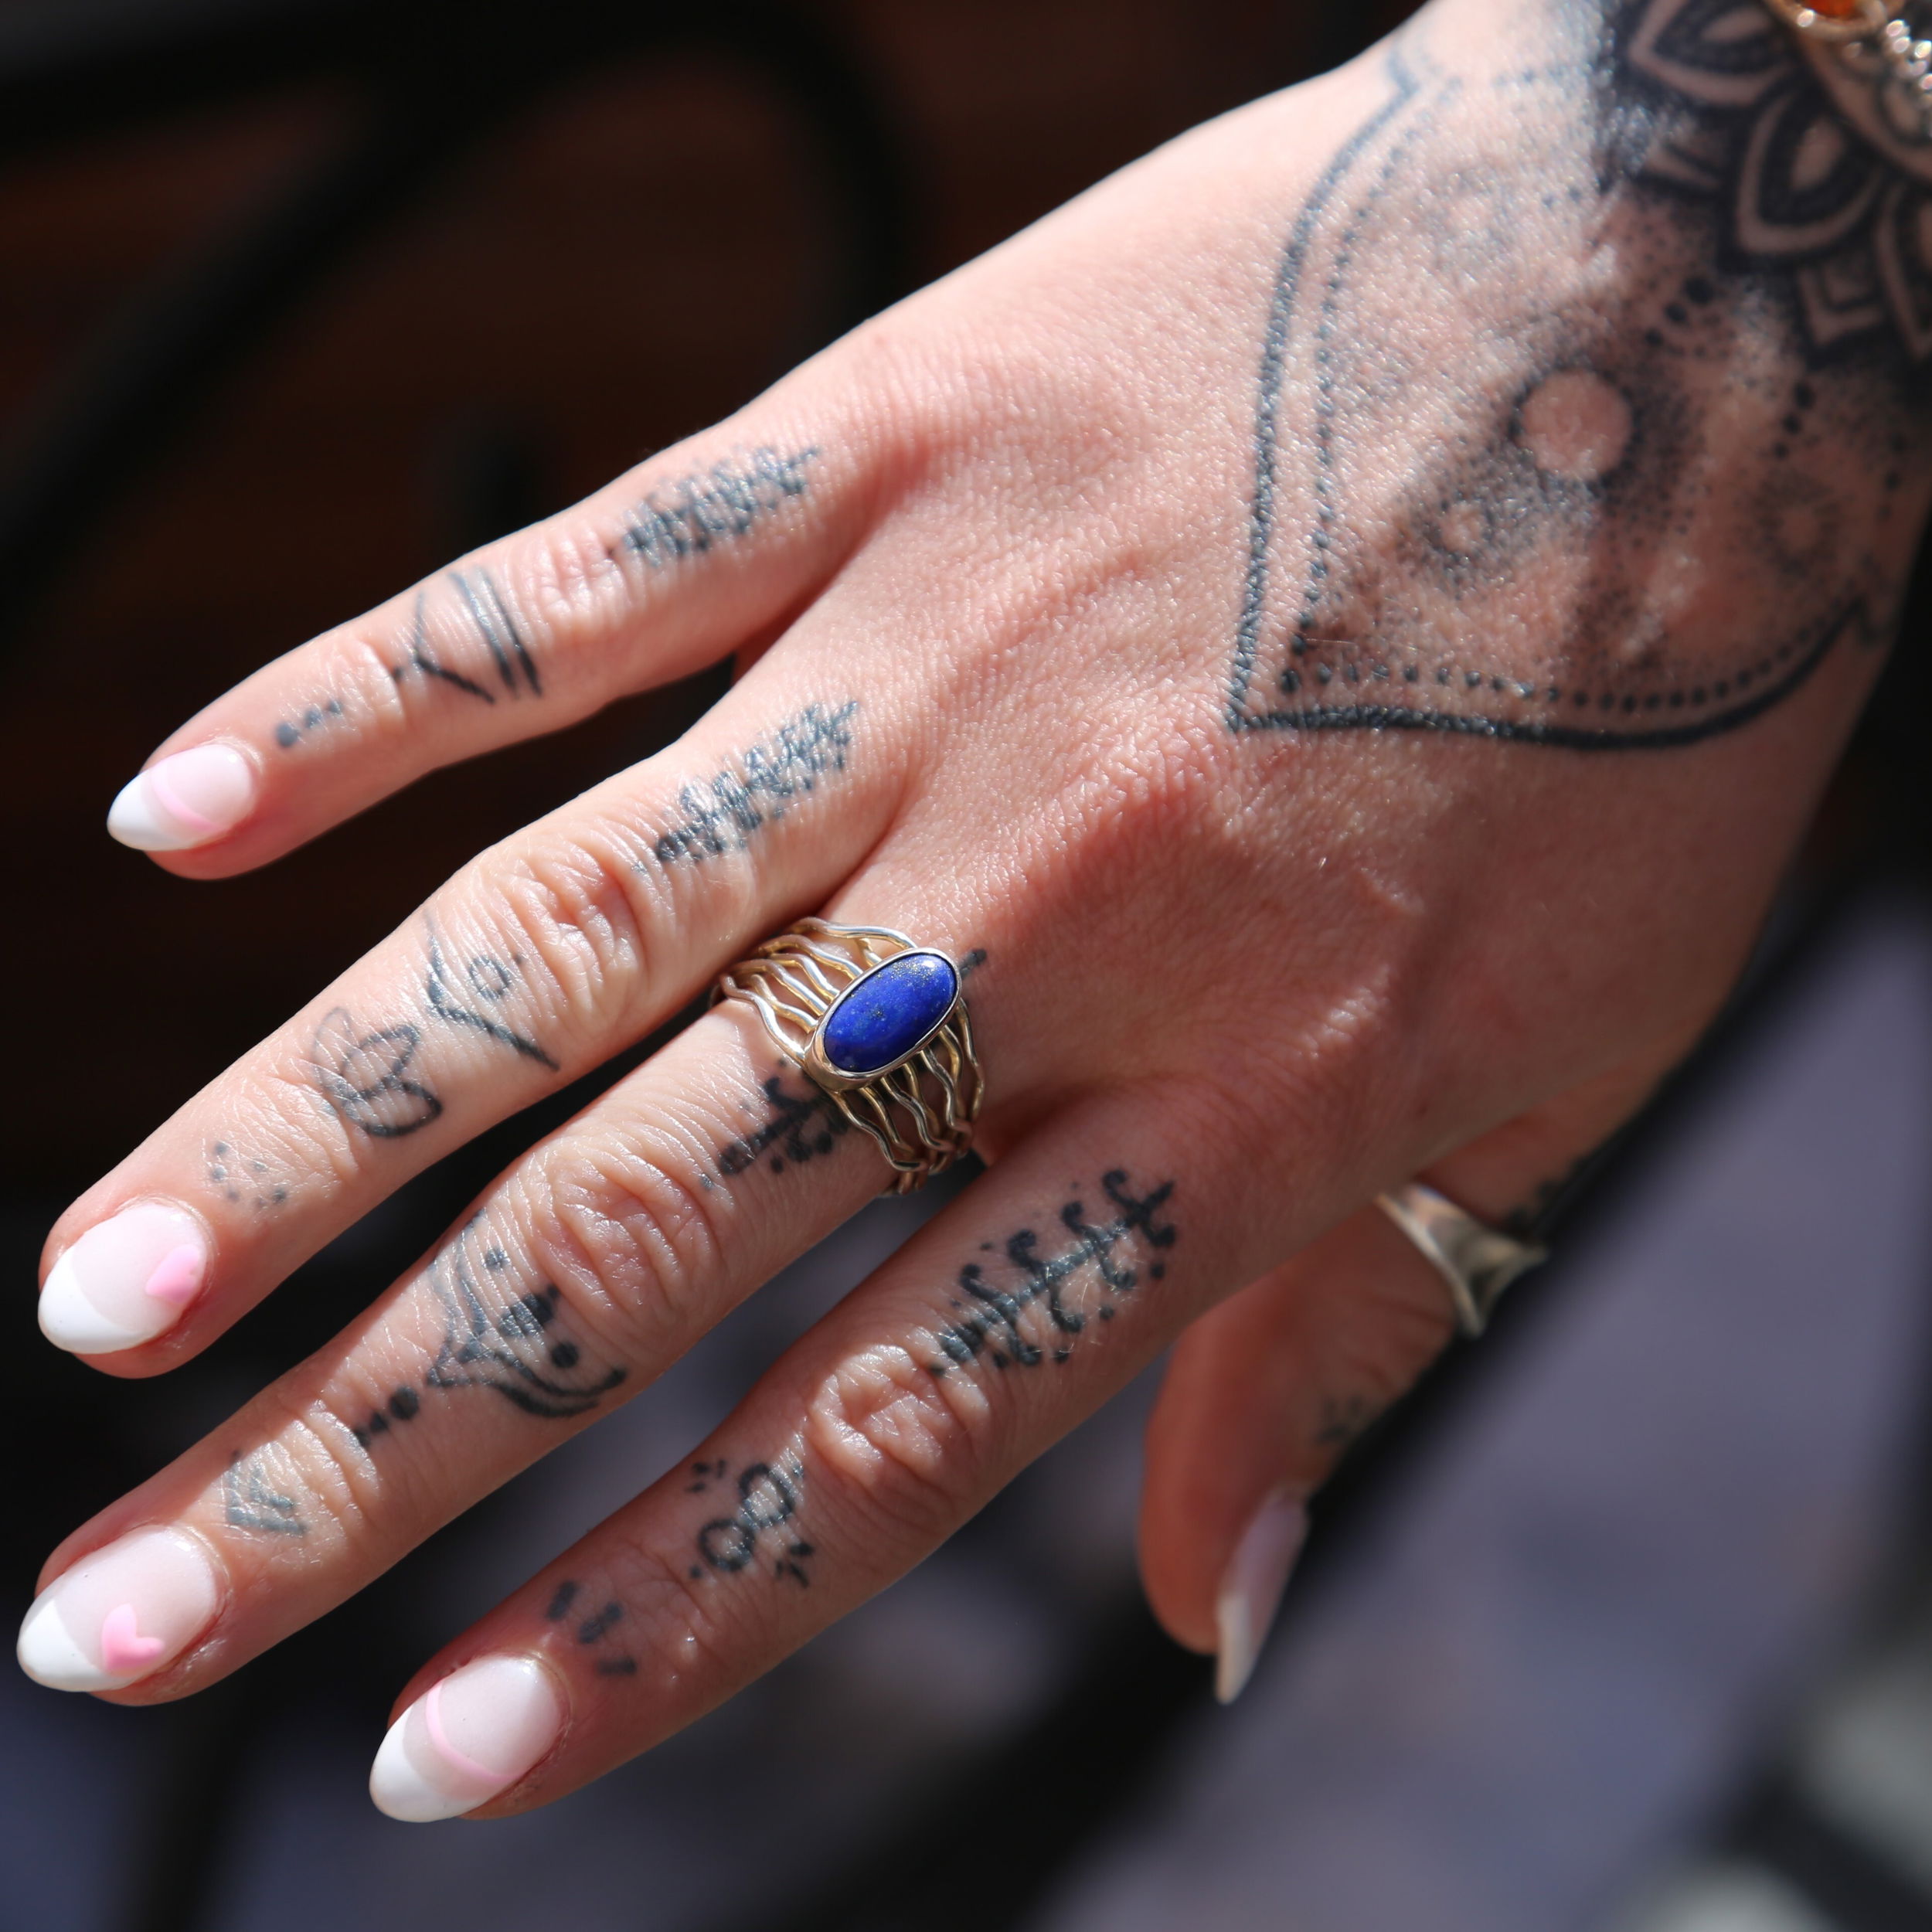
369,1657,565,1823
16,1528,219,1692
1215,1491,1308,1705
107,743,256,852
39,1202,208,1355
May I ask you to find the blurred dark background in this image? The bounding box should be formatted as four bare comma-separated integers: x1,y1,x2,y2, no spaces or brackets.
7,3,1932,1930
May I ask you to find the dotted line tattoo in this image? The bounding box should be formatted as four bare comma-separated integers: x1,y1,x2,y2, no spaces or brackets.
1226,3,1918,748
545,1579,638,1677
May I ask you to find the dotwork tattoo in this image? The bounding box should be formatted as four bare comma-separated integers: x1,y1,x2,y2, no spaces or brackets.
650,699,858,866
715,1066,849,1179
686,1457,814,1587
311,1009,443,1138
274,697,345,749
418,1213,624,1420
930,1171,1178,1376
223,1451,307,1536
1226,0,1921,747
545,1578,638,1676
423,920,557,1070
621,446,818,571
206,1140,287,1212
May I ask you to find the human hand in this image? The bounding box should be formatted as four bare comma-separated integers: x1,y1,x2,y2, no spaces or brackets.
22,0,1926,1817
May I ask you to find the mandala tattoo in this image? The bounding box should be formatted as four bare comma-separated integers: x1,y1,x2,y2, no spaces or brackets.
1227,0,1925,747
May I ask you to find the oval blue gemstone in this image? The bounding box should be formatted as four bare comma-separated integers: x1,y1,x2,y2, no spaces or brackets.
822,952,959,1075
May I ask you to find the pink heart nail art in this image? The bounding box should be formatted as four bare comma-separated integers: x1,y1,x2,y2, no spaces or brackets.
143,1243,204,1310
100,1602,166,1675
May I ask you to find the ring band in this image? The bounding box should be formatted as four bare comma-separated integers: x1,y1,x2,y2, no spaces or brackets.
715,918,982,1193
1375,1181,1549,1338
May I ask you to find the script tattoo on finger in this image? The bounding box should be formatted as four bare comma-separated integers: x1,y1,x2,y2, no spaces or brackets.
222,1451,307,1536
930,1171,1178,1376
413,1212,625,1420
621,446,818,570
311,1008,443,1138
1227,0,1924,749
715,1066,849,1179
685,1457,814,1587
423,920,557,1070
545,1579,638,1676
649,700,859,865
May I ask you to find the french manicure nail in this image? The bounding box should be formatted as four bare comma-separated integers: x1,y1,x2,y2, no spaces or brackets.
39,1202,209,1355
16,1528,219,1692
107,743,256,851
369,1657,565,1823
1214,1490,1308,1705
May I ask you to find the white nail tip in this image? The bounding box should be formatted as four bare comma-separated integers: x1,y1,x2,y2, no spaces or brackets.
15,1597,101,1692
37,1251,154,1354
369,1658,564,1824
1214,1492,1308,1706
38,1203,206,1356
107,745,253,851
15,1529,218,1692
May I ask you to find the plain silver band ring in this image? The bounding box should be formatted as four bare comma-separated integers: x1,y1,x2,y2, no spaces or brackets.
1375,1181,1549,1338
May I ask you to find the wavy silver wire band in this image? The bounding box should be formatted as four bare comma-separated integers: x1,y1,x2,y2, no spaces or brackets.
1375,1181,1549,1338
714,918,982,1193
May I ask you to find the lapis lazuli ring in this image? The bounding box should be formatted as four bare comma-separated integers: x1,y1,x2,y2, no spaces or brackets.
714,918,982,1192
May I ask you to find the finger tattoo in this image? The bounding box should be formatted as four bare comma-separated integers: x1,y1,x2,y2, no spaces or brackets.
621,446,818,571
423,919,558,1070
311,1008,444,1138
930,1171,1179,1376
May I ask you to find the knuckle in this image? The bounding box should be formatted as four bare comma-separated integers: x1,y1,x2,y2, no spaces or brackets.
525,1138,729,1357
484,838,656,1043
804,1340,996,1546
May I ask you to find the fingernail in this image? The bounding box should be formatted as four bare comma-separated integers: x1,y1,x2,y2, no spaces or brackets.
1214,1490,1308,1705
369,1657,565,1822
39,1202,209,1355
107,743,255,851
17,1528,219,1692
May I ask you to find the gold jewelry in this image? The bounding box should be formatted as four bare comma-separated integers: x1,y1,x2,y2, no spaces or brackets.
715,919,981,1192
1375,1182,1549,1339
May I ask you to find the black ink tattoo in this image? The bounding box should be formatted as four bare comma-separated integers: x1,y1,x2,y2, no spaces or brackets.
929,1171,1178,1376
715,1067,849,1179
1315,1393,1382,1456
389,589,496,703
450,566,541,699
423,921,557,1070
223,1451,307,1536
544,1577,638,1675
350,1383,422,1450
311,1008,443,1138
621,446,818,570
273,696,345,748
957,948,989,981
650,700,858,866
206,1140,287,1211
417,1212,625,1420
1226,2,1918,748
688,1458,814,1587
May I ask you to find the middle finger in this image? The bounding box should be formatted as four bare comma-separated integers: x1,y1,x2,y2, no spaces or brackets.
19,996,894,1696
37,665,893,1366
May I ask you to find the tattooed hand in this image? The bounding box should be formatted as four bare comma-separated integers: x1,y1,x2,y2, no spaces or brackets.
26,0,1923,1816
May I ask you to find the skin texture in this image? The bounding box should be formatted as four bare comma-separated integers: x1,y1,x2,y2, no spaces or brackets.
27,0,1932,1809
